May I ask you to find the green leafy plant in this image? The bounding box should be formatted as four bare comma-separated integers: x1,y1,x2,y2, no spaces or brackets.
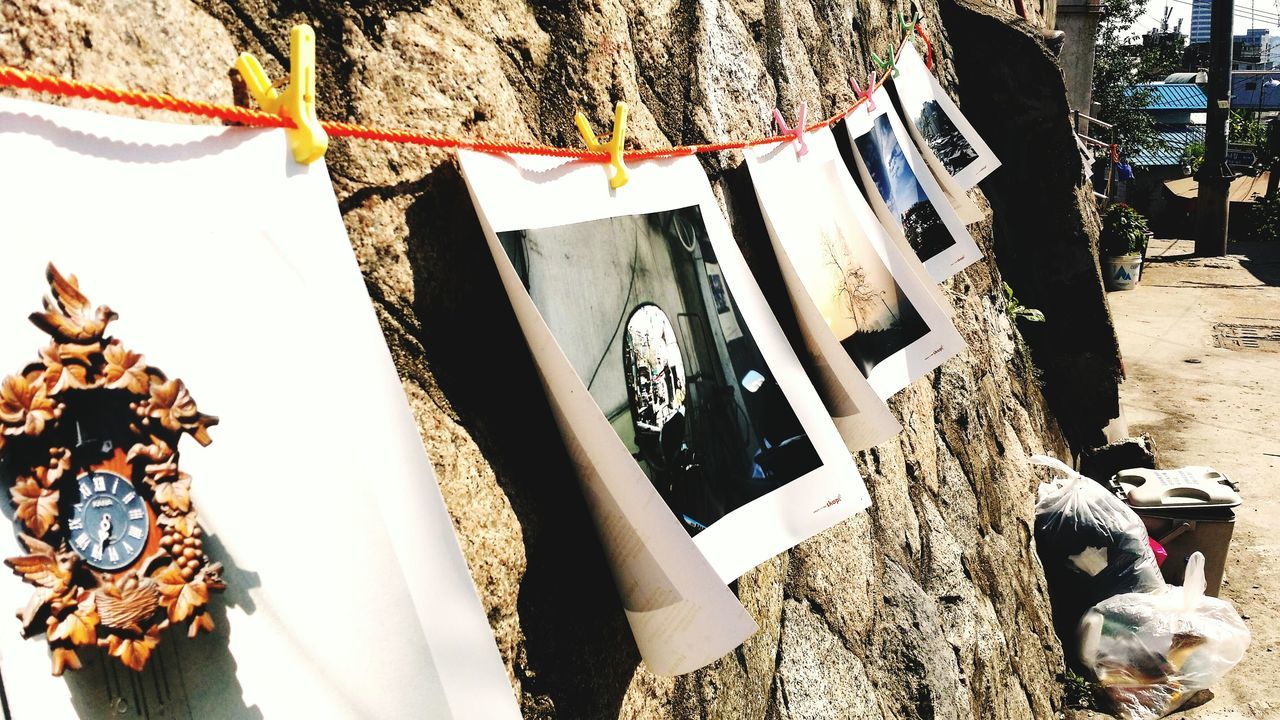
1230,110,1267,149
1003,282,1046,323
1091,0,1162,154
1100,203,1150,257
1253,193,1280,242
1182,140,1205,173
1061,670,1101,711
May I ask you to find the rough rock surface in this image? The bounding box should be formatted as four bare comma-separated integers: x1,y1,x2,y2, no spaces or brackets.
942,0,1123,449
1079,433,1158,485
3,0,1105,717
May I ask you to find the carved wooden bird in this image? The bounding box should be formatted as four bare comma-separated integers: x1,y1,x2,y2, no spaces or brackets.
4,534,76,633
28,263,118,344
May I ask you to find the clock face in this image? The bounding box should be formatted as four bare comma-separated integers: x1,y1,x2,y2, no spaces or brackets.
68,471,150,571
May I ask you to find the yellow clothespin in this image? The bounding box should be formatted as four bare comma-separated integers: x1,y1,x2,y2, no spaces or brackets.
234,25,329,164
574,102,629,189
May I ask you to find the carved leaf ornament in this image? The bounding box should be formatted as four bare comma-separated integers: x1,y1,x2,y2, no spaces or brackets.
1,264,224,674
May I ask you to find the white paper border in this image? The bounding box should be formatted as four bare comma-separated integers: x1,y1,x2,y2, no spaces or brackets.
0,97,519,720
844,88,983,283
746,128,965,401
456,151,871,588
892,43,1001,190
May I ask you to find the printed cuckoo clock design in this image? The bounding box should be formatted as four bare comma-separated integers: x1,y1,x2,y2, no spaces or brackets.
0,264,224,675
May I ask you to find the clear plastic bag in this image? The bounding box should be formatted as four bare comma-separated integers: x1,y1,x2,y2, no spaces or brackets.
1031,455,1166,640
1078,552,1251,719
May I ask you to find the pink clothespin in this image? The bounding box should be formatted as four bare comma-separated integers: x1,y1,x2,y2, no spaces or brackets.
851,71,878,112
771,102,809,157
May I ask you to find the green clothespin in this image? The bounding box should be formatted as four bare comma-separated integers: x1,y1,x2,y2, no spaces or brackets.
898,10,923,33
871,45,900,79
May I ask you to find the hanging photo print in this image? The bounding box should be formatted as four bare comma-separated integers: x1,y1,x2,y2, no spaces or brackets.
929,164,985,226
746,127,965,403
899,105,985,229
890,43,1001,190
0,97,519,719
843,88,982,283
458,149,872,672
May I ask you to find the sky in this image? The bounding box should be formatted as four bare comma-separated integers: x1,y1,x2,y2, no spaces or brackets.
1130,0,1280,38
855,114,928,218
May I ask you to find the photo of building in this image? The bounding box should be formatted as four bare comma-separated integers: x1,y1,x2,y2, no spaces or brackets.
499,207,822,535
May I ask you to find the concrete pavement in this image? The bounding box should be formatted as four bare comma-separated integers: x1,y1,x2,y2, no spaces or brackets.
1107,239,1280,720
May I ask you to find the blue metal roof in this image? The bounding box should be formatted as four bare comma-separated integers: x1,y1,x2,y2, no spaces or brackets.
1130,126,1205,168
1131,83,1209,111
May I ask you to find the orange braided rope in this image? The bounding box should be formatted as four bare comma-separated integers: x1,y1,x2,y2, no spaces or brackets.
0,33,917,163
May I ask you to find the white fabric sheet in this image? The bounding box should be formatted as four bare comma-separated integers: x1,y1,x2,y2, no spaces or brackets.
0,97,518,720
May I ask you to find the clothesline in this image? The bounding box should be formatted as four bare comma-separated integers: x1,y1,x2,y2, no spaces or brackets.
0,23,932,162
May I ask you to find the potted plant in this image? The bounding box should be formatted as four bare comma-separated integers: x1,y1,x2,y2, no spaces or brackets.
1100,204,1149,291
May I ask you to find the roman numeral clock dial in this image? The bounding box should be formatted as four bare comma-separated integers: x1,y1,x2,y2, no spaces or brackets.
69,471,149,571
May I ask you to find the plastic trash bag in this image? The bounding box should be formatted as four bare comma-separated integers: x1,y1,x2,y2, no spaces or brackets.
1078,552,1251,719
1031,455,1166,641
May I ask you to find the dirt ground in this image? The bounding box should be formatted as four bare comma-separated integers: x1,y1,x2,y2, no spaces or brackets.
1079,239,1280,720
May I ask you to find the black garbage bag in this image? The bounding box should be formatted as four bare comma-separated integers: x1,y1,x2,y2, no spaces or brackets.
1030,455,1165,653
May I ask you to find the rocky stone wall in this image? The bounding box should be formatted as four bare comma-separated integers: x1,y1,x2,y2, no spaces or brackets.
2,0,1106,716
943,0,1122,450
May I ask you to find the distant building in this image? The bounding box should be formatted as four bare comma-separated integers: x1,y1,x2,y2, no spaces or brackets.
1266,37,1280,69
1232,71,1280,111
1131,83,1209,127
1234,28,1270,69
1142,25,1187,65
1185,3,1272,70
1165,71,1208,85
1184,42,1211,71
1127,83,1209,236
1126,83,1206,186
1190,0,1212,44
1055,0,1105,115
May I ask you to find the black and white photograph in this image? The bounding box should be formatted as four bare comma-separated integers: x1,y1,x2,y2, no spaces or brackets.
890,43,1001,189
498,207,823,535
915,98,979,176
844,89,983,283
746,127,965,404
460,150,870,622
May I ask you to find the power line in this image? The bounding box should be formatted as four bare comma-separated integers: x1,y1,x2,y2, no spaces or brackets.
1132,16,1162,34
1161,0,1280,25
1132,8,1280,44
1163,0,1280,27
1140,15,1280,37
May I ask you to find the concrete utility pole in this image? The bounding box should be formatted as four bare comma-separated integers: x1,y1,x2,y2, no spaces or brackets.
1196,0,1234,256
